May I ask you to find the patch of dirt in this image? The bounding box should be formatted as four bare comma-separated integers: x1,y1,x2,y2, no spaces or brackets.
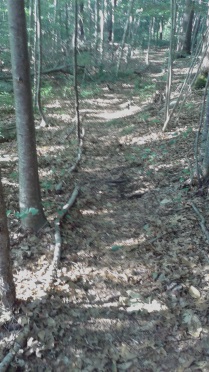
1,51,209,371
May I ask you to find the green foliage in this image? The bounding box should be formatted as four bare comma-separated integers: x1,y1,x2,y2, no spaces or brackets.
0,92,13,108
179,168,190,182
80,85,102,98
10,171,18,180
41,85,53,99
121,126,134,135
41,180,53,192
134,82,154,100
183,127,192,138
125,153,137,162
111,245,124,252
77,51,92,66
194,74,207,89
7,208,39,219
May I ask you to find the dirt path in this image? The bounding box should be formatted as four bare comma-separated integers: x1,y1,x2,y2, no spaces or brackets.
1,52,209,371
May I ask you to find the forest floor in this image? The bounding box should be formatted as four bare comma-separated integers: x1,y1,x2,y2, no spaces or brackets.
1,49,209,371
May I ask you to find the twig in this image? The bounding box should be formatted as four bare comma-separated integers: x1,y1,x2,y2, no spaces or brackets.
191,202,209,243
0,326,29,372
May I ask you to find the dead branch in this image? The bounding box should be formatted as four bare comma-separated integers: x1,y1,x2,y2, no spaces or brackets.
0,326,30,372
46,185,79,287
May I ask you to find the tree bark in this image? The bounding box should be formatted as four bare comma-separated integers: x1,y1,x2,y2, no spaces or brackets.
116,0,135,76
0,168,16,309
7,0,47,232
177,0,194,55
79,1,85,41
35,0,47,126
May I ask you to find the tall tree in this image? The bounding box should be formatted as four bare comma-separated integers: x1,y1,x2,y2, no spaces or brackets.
0,168,16,309
177,0,194,55
7,0,47,232
116,0,135,76
34,0,47,126
79,1,85,41
163,0,175,131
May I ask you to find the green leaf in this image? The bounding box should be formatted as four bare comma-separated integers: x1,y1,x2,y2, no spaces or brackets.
111,245,123,252
29,207,39,216
152,272,159,280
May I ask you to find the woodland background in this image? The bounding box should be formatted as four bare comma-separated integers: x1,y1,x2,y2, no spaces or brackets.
1,0,209,371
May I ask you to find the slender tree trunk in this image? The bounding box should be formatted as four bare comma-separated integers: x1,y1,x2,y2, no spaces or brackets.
7,0,47,232
183,1,194,54
159,17,163,40
200,1,209,179
163,0,175,131
116,0,135,76
79,1,85,42
99,0,105,65
35,0,47,126
88,0,93,51
0,168,16,309
146,17,153,66
201,1,209,74
191,15,201,53
74,0,81,143
94,0,100,60
53,0,58,54
28,0,34,60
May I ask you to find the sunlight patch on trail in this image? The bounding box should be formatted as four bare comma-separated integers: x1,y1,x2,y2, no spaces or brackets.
92,106,142,120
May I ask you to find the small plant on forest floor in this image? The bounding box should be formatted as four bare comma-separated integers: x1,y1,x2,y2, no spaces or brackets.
80,85,102,98
120,126,135,135
125,153,137,162
182,127,193,138
41,85,53,99
7,208,39,219
41,180,54,192
179,168,190,182
104,119,127,128
0,93,14,107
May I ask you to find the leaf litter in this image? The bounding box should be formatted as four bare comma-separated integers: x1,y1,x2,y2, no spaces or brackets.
0,52,209,371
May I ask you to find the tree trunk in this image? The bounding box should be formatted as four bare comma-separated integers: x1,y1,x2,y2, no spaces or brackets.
183,2,194,54
79,1,85,41
7,0,47,232
116,0,135,76
159,17,163,40
201,1,209,74
99,0,105,65
177,0,194,55
74,0,81,143
163,0,175,131
146,17,153,66
35,0,47,126
0,168,16,309
94,0,100,60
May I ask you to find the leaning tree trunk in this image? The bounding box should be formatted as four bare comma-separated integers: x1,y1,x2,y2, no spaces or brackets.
0,168,16,309
7,0,47,232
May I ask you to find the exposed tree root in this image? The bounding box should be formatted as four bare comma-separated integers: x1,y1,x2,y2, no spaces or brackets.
191,202,209,243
